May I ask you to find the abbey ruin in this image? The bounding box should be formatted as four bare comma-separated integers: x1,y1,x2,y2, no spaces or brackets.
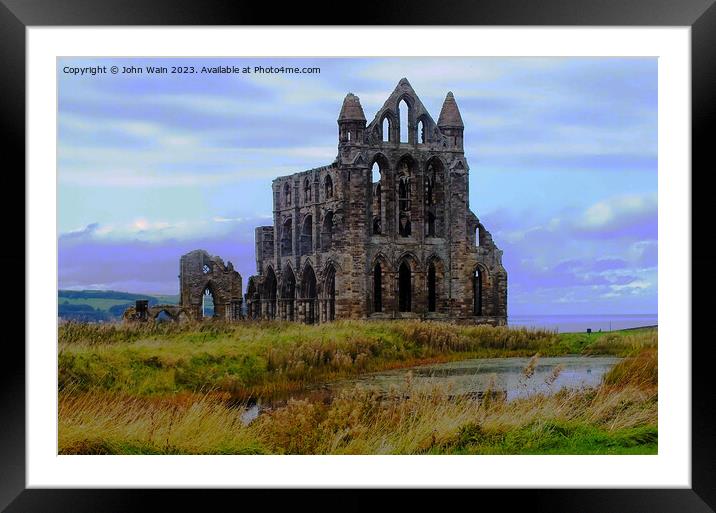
244,78,507,325
127,78,507,325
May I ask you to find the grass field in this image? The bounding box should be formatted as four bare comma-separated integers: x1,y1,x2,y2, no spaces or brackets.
60,297,138,310
57,320,658,455
58,320,656,398
58,290,180,322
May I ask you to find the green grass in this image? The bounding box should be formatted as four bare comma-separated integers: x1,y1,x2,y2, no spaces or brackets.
59,348,657,455
447,421,657,455
58,290,179,318
60,297,136,311
58,322,658,455
58,320,657,399
557,327,657,356
152,294,180,305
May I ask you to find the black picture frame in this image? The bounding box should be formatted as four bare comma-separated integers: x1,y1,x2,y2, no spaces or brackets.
1,1,712,511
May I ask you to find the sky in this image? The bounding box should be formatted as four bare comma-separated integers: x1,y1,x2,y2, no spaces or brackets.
57,57,657,315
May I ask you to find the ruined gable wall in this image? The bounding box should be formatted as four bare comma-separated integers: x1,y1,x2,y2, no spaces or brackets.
179,249,243,320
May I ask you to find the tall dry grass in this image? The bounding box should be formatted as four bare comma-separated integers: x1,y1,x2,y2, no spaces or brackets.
59,349,658,455
59,389,262,455
59,321,654,399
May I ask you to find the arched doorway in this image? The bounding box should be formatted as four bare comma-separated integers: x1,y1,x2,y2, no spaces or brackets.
398,261,412,312
246,278,259,319
282,267,296,321
202,286,215,318
155,310,173,323
302,265,318,324
473,267,483,316
264,268,277,319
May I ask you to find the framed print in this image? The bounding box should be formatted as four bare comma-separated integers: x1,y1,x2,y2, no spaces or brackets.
2,0,714,511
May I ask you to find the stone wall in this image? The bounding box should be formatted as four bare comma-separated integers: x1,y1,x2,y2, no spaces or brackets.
247,78,507,325
179,249,243,320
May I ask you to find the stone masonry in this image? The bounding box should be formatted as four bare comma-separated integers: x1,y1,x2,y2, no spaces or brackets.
178,249,243,320
244,78,507,325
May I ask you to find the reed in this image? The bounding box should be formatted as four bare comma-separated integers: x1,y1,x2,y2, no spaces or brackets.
58,348,657,455
59,321,655,399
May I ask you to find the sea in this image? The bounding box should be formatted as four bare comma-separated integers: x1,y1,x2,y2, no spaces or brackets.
508,314,657,333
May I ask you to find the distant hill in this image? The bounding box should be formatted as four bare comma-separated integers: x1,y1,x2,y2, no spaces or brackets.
58,290,180,322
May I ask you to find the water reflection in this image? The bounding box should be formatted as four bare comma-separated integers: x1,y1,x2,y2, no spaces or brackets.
333,356,620,400
239,356,621,423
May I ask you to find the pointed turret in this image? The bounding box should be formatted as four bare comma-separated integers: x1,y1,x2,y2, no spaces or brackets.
437,91,464,128
337,93,366,149
338,93,366,122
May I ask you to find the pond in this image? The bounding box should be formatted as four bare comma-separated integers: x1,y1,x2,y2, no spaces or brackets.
241,355,622,424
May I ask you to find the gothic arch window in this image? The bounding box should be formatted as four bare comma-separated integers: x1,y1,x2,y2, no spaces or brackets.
426,212,436,237
324,175,333,199
371,160,385,235
382,116,391,142
373,182,382,235
281,218,293,256
425,171,434,207
417,118,426,144
321,211,334,251
371,162,381,183
300,215,313,255
304,178,312,203
398,159,413,238
398,177,410,213
202,286,215,318
397,158,412,214
425,159,445,238
473,268,483,316
284,182,291,207
399,214,411,237
399,99,409,143
373,262,383,313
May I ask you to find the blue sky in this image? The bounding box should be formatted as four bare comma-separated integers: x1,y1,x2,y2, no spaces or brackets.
58,57,657,315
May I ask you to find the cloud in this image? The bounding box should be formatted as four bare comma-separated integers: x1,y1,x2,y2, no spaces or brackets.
57,57,657,313
486,191,657,313
59,215,270,245
58,216,268,295
573,192,657,238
